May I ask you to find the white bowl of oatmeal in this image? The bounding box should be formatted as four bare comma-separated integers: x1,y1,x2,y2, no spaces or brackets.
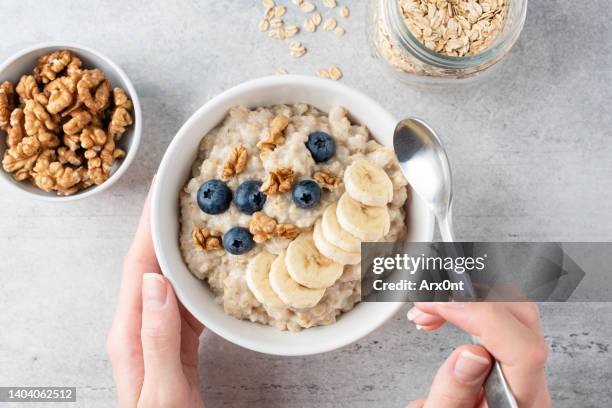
152,75,434,356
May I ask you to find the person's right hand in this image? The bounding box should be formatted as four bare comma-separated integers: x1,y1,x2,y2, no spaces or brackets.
406,302,551,408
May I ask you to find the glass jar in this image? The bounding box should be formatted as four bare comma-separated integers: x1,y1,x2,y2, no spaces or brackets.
367,0,528,85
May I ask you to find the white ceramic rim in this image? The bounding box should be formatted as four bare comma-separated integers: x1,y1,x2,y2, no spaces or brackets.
152,75,435,355
0,41,142,202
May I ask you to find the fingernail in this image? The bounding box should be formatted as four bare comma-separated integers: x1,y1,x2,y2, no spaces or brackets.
454,350,490,383
435,301,467,308
415,325,424,331
407,306,422,321
143,273,167,309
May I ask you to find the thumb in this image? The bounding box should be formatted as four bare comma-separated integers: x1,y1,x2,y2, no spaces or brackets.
424,345,492,408
140,273,183,381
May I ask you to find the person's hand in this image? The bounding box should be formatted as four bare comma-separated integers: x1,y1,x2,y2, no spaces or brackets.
107,185,205,408
406,302,551,408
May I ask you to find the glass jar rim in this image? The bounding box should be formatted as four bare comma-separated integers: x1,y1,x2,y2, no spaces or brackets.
385,0,528,69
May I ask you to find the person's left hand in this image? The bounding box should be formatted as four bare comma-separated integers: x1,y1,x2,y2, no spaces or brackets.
107,184,205,408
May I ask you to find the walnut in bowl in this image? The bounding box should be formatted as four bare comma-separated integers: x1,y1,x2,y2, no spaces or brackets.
0,43,141,201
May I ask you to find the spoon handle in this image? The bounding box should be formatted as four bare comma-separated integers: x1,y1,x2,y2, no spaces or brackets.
438,208,455,242
436,210,518,408
472,336,519,408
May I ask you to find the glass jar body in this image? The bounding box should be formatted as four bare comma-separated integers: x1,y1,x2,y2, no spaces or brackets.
367,0,528,86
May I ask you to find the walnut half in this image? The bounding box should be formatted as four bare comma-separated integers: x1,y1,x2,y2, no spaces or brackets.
260,167,295,195
257,114,289,152
249,211,300,243
193,225,222,250
313,170,339,190
0,81,15,131
108,88,133,139
221,143,247,181
249,211,277,243
275,223,300,240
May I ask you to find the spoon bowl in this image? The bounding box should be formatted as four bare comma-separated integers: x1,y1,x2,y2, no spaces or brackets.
393,118,455,241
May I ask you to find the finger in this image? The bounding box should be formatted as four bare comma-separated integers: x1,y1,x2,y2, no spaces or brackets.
413,303,543,363
178,303,204,381
424,345,492,408
107,336,143,408
417,322,446,331
414,302,542,333
406,397,427,408
504,302,543,334
179,302,205,336
140,273,184,381
115,180,159,334
476,392,488,408
407,306,446,330
423,388,487,408
422,303,548,405
532,378,552,407
125,179,159,272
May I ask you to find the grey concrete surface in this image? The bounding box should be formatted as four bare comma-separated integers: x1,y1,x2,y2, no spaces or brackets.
0,1,611,407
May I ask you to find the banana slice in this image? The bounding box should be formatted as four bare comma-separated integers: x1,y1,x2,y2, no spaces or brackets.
313,219,361,265
336,192,390,241
322,202,361,253
344,159,394,207
268,251,325,309
246,251,285,308
285,232,344,289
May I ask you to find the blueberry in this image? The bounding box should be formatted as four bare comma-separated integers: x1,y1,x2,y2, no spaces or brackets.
196,179,232,215
235,180,267,214
306,131,335,163
223,227,255,255
292,180,321,209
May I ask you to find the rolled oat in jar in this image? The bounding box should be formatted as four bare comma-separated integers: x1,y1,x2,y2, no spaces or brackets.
367,0,528,84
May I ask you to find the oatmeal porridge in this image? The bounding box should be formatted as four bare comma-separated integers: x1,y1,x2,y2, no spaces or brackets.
180,103,410,331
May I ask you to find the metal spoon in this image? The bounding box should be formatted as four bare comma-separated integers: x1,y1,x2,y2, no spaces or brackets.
393,118,518,408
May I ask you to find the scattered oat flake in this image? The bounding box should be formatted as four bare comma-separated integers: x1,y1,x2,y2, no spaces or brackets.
269,28,284,39
304,18,316,32
274,5,286,17
270,17,284,28
323,0,337,8
312,11,322,25
300,1,315,12
259,19,270,32
289,43,306,57
316,68,330,79
323,17,337,31
276,68,288,75
292,0,303,5
262,0,275,8
285,25,299,37
340,5,350,18
334,26,346,36
290,49,307,57
329,66,342,80
289,41,307,57
264,6,274,19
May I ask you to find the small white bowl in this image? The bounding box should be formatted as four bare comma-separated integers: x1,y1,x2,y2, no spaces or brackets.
0,42,142,201
152,75,435,356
